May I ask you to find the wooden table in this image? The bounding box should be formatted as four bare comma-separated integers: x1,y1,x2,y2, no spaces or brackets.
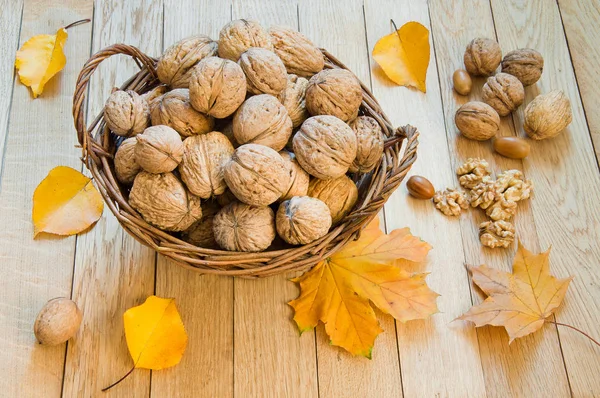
1,0,599,396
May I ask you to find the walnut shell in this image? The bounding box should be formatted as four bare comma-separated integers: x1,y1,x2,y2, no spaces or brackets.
157,35,218,88
141,84,168,108
293,115,357,179
501,48,544,86
181,201,221,248
238,47,287,95
305,69,362,122
276,196,332,245
114,137,140,184
464,38,502,76
233,94,293,151
135,125,184,174
179,132,234,198
220,121,240,148
151,89,214,137
269,26,324,78
279,151,310,201
307,175,358,224
34,298,82,346
189,56,247,118
218,19,273,61
216,188,237,207
223,144,290,206
129,171,202,231
213,201,275,252
348,116,384,173
279,74,309,128
455,101,500,141
524,90,572,140
481,73,524,116
104,90,150,136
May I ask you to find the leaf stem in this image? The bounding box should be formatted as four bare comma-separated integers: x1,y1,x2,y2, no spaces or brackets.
547,320,600,348
102,365,135,392
64,19,91,30
390,19,401,43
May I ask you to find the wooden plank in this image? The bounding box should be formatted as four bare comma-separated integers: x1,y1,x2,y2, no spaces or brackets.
229,2,319,397
428,0,572,396
557,0,600,163
299,1,404,396
62,1,161,396
490,0,600,395
0,1,92,397
151,1,234,397
363,1,487,396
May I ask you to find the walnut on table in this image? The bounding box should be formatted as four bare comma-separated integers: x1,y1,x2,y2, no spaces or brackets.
469,178,498,209
495,169,533,202
479,220,515,248
433,188,469,217
457,158,491,189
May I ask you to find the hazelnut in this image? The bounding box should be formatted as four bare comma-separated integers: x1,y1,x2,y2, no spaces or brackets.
493,137,530,159
218,19,273,61
482,73,524,116
114,137,140,185
269,26,324,77
305,69,362,122
213,201,276,252
524,90,572,140
307,175,358,224
453,69,472,96
501,48,544,86
34,298,82,346
238,48,287,96
278,74,309,128
455,101,500,141
406,175,435,200
157,35,218,88
276,196,332,245
104,90,150,136
279,151,310,201
181,201,221,248
151,89,214,137
135,125,184,174
349,116,384,174
463,38,502,76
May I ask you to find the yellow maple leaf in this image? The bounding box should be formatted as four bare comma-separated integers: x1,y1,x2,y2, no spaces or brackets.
457,242,573,343
372,20,430,92
289,217,438,358
32,166,104,237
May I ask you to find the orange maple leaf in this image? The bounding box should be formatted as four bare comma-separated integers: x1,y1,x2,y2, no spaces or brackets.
457,242,573,343
289,217,438,358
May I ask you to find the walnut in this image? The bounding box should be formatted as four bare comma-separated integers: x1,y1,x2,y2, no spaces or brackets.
181,201,220,248
486,197,518,221
135,125,184,174
279,151,310,201
469,178,498,209
223,144,290,206
457,158,491,189
455,101,500,141
157,35,218,88
481,73,524,116
129,171,202,231
218,19,273,62
278,74,309,128
114,137,140,185
307,175,358,224
524,90,572,140
348,116,384,173
495,170,533,202
268,26,324,78
213,201,276,252
305,69,362,122
293,115,357,180
189,56,247,119
501,48,544,86
433,189,469,216
479,220,515,249
141,84,168,108
104,90,150,136
179,132,234,198
276,196,332,245
216,188,237,207
233,94,293,151
238,48,287,96
151,89,214,137
220,121,240,148
463,38,502,76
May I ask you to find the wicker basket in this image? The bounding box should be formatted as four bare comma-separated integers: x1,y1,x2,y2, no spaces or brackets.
72,44,419,278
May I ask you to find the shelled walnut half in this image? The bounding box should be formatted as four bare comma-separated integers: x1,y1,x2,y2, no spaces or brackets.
479,220,515,248
433,188,469,217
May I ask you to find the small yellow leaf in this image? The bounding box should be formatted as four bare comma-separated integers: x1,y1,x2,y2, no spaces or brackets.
372,21,430,92
32,166,104,237
124,296,187,370
15,27,68,98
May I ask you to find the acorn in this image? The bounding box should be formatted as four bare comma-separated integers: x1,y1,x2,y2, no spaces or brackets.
406,175,435,200
493,137,531,159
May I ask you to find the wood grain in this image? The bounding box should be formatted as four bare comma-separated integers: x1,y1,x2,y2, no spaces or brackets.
0,1,92,397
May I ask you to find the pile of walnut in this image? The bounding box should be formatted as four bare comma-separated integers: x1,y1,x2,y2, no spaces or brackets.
107,20,384,253
433,158,533,249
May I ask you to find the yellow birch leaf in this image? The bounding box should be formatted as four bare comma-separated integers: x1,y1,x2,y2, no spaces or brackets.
32,166,104,237
123,296,188,370
457,242,573,343
372,21,430,92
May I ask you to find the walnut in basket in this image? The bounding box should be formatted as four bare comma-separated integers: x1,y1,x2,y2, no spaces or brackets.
179,132,234,199
293,115,357,180
157,35,218,88
279,151,310,201
278,74,309,128
276,196,332,245
104,90,150,136
181,201,221,248
307,175,358,224
269,26,324,78
129,171,202,232
349,116,384,174
151,89,214,137
238,48,287,96
305,69,362,122
114,137,140,185
135,125,184,174
218,19,273,61
233,94,293,151
213,201,276,252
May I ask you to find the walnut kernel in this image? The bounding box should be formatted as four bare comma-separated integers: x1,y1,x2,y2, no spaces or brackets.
457,158,491,189
479,220,515,248
433,189,469,216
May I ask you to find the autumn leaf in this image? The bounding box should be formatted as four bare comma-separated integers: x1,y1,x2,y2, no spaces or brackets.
372,20,430,92
32,166,104,238
289,217,438,358
457,242,573,343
